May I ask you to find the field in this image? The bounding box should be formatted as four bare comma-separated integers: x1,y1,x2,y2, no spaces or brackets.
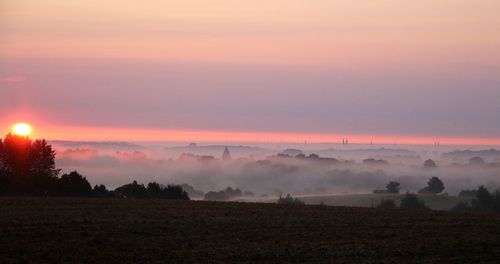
1,198,500,263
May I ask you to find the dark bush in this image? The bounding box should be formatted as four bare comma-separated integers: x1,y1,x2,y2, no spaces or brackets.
91,184,114,197
423,159,437,168
56,171,92,196
114,181,189,200
377,199,396,209
400,193,428,209
114,181,148,198
469,156,485,165
373,181,400,194
148,182,189,200
180,184,204,199
277,194,304,205
203,186,243,201
450,202,473,212
204,191,230,201
458,189,477,197
223,186,242,198
453,186,500,213
386,181,401,194
471,186,500,212
418,176,445,194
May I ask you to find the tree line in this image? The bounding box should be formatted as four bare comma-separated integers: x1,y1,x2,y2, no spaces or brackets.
0,134,188,199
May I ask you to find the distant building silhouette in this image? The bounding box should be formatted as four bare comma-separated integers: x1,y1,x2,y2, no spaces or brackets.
222,146,231,160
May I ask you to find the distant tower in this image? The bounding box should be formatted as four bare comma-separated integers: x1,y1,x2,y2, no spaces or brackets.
222,146,231,160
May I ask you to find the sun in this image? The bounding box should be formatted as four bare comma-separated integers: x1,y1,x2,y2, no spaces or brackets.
12,123,32,137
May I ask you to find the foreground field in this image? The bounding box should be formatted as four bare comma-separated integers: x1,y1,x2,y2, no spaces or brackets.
1,198,499,263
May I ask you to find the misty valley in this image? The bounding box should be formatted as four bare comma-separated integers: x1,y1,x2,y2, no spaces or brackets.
50,141,500,211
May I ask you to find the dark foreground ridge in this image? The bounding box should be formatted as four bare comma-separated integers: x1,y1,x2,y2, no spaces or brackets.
1,198,499,263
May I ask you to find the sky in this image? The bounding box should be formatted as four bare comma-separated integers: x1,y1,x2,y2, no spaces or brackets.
1,0,499,144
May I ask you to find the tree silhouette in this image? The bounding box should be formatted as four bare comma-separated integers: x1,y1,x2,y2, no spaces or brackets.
114,181,189,199
146,182,189,199
418,176,445,194
115,180,148,198
386,181,401,193
469,156,485,165
57,171,92,196
0,134,59,195
91,184,114,197
147,182,162,196
29,139,60,193
456,186,500,213
277,194,304,205
204,190,230,201
473,186,493,210
377,199,396,209
423,159,437,168
159,185,189,200
400,193,428,209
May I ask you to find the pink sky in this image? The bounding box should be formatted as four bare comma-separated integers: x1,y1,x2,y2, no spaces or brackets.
1,0,499,144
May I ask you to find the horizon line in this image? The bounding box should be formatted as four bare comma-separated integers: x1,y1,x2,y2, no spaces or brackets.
2,124,500,147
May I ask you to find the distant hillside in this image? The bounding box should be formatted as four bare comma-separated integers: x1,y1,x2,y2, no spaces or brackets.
443,149,500,163
314,148,421,163
166,144,271,158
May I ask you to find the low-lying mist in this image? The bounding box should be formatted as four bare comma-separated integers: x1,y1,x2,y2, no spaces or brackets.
52,142,500,197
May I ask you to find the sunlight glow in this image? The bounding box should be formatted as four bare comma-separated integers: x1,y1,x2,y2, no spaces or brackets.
12,123,32,137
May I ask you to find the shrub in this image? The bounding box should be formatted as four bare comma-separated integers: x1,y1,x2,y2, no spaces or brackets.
56,171,92,196
204,191,230,201
450,202,472,212
377,199,396,209
157,184,189,200
400,193,428,209
223,186,242,198
373,181,401,194
469,156,485,165
203,186,242,201
423,159,437,168
115,181,190,200
91,184,114,197
386,181,401,194
470,186,500,212
458,189,477,197
277,194,304,205
114,181,148,198
180,184,204,199
418,176,444,194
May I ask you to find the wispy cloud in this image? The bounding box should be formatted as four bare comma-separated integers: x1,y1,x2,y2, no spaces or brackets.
0,75,26,83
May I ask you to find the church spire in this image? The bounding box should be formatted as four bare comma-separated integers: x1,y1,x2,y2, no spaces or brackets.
222,146,231,160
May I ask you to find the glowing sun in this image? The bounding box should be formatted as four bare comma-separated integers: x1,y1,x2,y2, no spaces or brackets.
12,123,32,137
